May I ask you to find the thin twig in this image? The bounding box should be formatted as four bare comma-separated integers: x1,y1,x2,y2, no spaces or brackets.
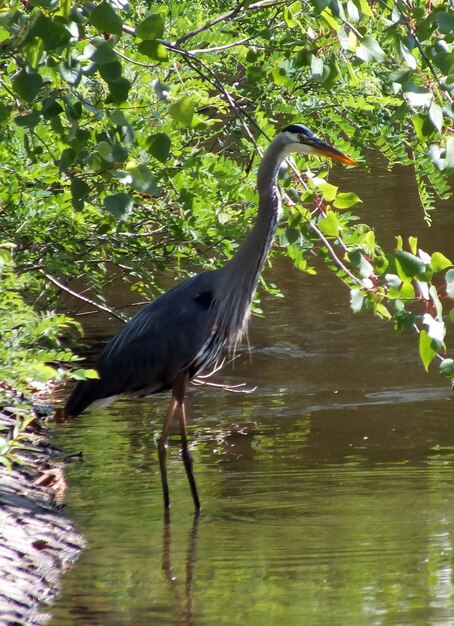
41,272,127,322
187,36,254,55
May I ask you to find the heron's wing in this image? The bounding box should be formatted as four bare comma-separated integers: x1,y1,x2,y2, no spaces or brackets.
65,272,218,416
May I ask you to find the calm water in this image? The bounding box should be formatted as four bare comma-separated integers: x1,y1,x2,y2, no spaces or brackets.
50,156,454,626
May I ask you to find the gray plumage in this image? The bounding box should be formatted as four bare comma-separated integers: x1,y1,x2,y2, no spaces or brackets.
64,124,357,513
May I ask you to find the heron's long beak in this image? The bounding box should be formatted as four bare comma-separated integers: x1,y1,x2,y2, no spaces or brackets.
311,139,358,166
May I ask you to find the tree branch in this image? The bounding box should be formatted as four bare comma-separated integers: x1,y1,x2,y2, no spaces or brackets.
41,272,127,322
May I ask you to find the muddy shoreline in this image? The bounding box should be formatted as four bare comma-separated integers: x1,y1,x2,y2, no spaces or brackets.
0,392,85,626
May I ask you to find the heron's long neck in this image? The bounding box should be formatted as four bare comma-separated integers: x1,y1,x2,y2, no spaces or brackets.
232,138,286,274
216,136,289,343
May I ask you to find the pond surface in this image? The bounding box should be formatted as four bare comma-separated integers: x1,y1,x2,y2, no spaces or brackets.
50,156,454,626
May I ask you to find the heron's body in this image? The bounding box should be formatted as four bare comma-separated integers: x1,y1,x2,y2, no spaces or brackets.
65,124,357,513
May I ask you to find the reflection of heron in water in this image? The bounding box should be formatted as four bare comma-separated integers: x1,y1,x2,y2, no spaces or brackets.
162,516,199,626
65,125,357,512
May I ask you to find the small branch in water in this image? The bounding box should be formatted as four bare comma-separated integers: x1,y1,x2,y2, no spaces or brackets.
192,378,257,394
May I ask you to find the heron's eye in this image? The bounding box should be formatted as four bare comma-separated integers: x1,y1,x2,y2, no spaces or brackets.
297,133,305,142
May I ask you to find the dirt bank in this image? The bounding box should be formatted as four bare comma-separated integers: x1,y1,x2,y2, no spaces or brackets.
0,392,85,626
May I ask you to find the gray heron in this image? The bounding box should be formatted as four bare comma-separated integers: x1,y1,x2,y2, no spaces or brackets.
64,124,358,512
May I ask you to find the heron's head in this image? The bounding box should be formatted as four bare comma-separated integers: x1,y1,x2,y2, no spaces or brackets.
280,123,358,166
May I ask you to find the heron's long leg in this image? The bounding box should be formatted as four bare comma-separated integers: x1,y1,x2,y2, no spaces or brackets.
174,373,201,512
158,396,179,511
179,400,201,512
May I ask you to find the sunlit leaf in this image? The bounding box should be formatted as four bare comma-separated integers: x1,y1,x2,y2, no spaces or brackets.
403,81,432,107
422,313,445,347
71,368,100,380
125,164,159,195
428,102,443,133
333,191,361,208
348,249,373,278
169,96,194,127
59,0,71,20
399,40,417,69
419,330,438,371
356,36,385,62
318,211,340,236
138,40,169,61
317,181,338,201
431,252,452,272
445,137,454,169
350,289,364,313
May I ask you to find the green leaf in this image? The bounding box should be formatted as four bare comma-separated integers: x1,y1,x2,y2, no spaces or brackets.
169,96,194,127
356,36,385,62
285,227,300,245
59,0,71,20
25,12,71,51
433,51,454,75
23,37,44,69
318,211,340,236
317,181,338,202
59,58,82,85
348,249,374,278
84,38,117,64
136,14,164,40
395,250,426,279
125,164,159,195
440,359,454,377
147,132,171,163
436,12,454,35
71,177,90,211
89,1,123,34
59,147,76,170
106,77,131,103
72,368,100,380
428,102,443,133
403,81,432,107
399,40,417,69
394,309,416,331
98,61,122,81
419,330,437,371
431,251,452,272
104,193,134,219
14,111,42,127
12,69,43,102
137,40,168,61
333,191,362,209
408,236,417,255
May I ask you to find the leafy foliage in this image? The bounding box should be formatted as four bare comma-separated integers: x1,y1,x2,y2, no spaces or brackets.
0,245,79,391
0,0,453,388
